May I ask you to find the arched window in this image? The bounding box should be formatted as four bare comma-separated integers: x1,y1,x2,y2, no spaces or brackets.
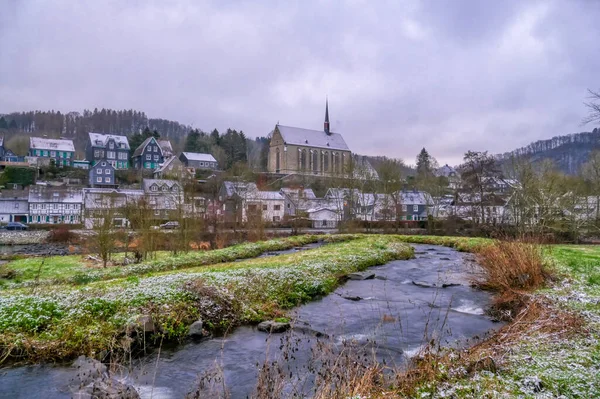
312,150,318,173
299,149,307,171
333,152,339,174
323,151,329,172
275,148,280,172
342,153,346,174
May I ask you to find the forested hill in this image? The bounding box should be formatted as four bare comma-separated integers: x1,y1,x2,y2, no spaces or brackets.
497,129,600,174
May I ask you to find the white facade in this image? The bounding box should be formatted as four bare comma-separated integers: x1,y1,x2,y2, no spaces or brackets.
242,191,286,223
28,186,83,224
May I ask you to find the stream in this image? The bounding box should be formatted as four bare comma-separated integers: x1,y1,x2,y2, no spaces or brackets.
0,244,502,398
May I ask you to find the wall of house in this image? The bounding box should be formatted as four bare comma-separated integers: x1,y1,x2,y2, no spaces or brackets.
135,140,163,169
28,203,82,224
29,149,74,166
243,199,285,223
89,162,116,187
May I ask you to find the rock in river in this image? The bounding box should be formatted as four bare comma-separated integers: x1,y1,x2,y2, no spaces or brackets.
188,319,205,339
257,320,290,333
412,280,436,288
347,272,376,280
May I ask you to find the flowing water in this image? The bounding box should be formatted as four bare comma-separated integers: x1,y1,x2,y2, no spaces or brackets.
0,244,502,398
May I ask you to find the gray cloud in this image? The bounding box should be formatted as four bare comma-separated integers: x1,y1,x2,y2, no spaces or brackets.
1,0,599,165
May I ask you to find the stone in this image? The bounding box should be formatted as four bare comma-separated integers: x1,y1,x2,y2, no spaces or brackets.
136,315,156,333
341,295,362,301
412,280,436,288
257,320,290,333
347,272,375,280
72,356,107,386
439,257,451,260
73,379,140,399
188,319,204,339
441,283,461,288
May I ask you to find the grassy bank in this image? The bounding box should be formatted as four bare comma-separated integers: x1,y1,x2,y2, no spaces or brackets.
0,234,361,290
0,235,413,364
385,237,600,398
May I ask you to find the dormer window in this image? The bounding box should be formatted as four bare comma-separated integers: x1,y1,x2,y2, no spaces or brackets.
95,140,102,145
162,185,168,192
151,185,158,192
109,142,114,149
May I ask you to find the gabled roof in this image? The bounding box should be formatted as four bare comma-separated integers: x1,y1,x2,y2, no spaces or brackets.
398,190,433,205
91,160,116,169
246,191,285,201
28,186,83,203
132,137,161,158
275,125,350,151
181,152,217,163
142,178,182,193
280,188,317,201
30,137,75,152
158,140,173,157
88,132,130,150
222,181,258,198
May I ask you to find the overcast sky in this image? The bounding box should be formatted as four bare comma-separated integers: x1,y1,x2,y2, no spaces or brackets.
1,0,599,165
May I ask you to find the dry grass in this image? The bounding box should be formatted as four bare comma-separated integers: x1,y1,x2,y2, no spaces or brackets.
475,239,550,292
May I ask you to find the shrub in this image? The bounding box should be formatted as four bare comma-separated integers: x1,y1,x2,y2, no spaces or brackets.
475,240,550,291
0,265,17,279
47,227,76,243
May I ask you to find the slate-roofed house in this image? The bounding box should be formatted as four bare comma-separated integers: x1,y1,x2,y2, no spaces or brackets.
268,101,352,175
142,179,184,219
280,187,317,216
89,161,117,188
82,188,144,229
29,137,75,167
132,137,164,170
242,190,286,224
218,181,258,225
28,186,83,224
179,152,218,170
86,133,131,169
0,137,21,163
153,156,189,179
0,189,29,223
398,190,434,221
158,140,174,159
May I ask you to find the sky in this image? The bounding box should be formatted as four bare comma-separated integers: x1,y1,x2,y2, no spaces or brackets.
1,0,600,166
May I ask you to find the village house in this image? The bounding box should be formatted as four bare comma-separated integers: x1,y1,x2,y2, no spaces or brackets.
153,156,190,180
242,191,286,224
142,179,184,219
268,101,352,176
218,181,258,225
179,152,219,170
82,188,144,229
86,132,131,169
28,186,83,224
0,189,29,223
28,137,75,167
307,207,340,229
132,137,165,170
158,140,174,159
89,160,117,188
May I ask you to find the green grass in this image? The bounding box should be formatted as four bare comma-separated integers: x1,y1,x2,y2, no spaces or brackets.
0,234,360,289
0,235,413,364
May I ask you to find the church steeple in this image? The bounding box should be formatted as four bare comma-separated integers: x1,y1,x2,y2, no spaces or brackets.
324,98,330,135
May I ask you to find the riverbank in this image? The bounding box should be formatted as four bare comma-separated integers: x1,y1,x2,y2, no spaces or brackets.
374,236,600,398
0,234,413,364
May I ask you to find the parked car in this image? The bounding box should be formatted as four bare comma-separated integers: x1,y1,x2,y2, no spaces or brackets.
3,222,29,231
159,221,180,229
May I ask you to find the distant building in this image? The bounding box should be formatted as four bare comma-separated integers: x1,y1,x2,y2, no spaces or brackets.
89,161,117,188
73,160,90,170
0,137,23,164
307,207,340,229
218,181,258,225
158,139,174,159
142,179,184,219
82,188,144,229
242,191,286,224
86,132,131,169
28,137,75,167
268,101,352,175
0,189,29,223
153,156,190,179
179,152,218,170
132,137,164,169
28,186,83,224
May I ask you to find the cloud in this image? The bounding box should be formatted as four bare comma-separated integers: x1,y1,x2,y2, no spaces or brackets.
1,0,599,165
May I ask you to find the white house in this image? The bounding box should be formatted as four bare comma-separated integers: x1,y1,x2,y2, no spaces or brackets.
28,186,83,224
0,189,29,223
307,207,340,228
242,191,286,224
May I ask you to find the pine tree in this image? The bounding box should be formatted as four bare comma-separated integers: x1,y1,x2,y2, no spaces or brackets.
0,117,7,129
416,148,434,179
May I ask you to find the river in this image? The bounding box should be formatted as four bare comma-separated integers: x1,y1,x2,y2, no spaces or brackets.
0,244,501,398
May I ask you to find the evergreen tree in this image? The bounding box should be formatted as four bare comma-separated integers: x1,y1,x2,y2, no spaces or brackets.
8,119,18,129
0,117,7,129
416,148,435,179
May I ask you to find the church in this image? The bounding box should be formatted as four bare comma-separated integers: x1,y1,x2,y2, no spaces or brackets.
267,101,352,175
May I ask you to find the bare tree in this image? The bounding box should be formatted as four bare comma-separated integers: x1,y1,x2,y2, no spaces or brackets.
583,89,600,125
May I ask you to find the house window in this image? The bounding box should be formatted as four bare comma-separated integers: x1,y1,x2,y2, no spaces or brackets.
97,168,102,174
94,150,100,158
109,142,114,149
413,205,419,212
274,205,281,211
154,155,159,161
273,216,281,222
151,185,158,192
53,203,58,209
154,146,158,152
200,162,204,167
287,203,291,209
146,154,151,160
402,204,407,212
14,203,19,209
107,151,115,159
162,185,168,191
50,151,56,157
262,204,268,211
105,169,110,174
105,177,111,183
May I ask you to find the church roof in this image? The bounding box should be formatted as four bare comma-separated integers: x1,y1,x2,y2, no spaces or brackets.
276,125,350,151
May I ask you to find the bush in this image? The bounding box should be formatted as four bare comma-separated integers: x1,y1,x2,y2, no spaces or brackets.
475,240,550,291
47,227,76,243
0,265,17,279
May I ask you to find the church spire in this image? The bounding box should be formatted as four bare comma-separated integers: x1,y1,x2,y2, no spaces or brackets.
324,98,330,135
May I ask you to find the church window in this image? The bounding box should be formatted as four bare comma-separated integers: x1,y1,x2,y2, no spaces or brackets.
275,148,280,172
323,151,329,172
312,150,318,173
299,149,307,171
